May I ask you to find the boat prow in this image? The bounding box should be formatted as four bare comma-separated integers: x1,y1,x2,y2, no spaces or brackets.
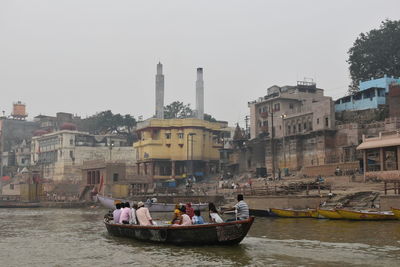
270,208,316,218
336,209,396,220
104,217,255,246
390,207,400,219
318,209,342,219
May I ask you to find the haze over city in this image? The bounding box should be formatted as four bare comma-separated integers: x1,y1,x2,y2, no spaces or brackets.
1,0,399,124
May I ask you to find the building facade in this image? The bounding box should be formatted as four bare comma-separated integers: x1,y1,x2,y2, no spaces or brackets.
246,81,336,173
249,81,335,140
31,130,136,182
335,75,400,112
134,118,224,183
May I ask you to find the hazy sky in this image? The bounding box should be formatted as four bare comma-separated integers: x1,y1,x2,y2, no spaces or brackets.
1,0,399,126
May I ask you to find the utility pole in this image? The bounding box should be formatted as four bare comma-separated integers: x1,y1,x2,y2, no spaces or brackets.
244,115,249,138
281,114,287,169
271,109,275,180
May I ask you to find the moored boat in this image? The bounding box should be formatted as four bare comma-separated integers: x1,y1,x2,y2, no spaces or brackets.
104,216,255,246
270,208,315,218
97,194,208,212
336,209,396,220
390,207,400,219
318,209,342,219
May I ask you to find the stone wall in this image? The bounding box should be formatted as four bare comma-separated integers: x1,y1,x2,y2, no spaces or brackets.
379,195,400,210
301,161,359,177
245,195,324,210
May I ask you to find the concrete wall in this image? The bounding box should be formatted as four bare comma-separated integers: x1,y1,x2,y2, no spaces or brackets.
379,195,400,210
301,161,359,177
388,84,400,118
245,195,324,210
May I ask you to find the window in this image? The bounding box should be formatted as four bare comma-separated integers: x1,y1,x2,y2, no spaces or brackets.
70,139,73,145
113,173,119,182
317,118,320,124
325,118,329,127
274,103,280,111
165,133,171,139
262,120,268,127
289,103,294,109
287,125,291,134
178,133,184,139
298,124,301,132
304,123,307,131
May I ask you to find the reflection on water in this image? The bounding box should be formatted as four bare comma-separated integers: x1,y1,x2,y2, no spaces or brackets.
0,208,400,266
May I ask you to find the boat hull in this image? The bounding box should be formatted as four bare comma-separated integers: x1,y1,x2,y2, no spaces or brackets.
104,217,255,246
270,208,315,218
390,208,400,219
97,195,208,212
336,209,396,220
318,209,342,219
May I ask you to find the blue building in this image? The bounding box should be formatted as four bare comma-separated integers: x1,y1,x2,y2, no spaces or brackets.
335,75,400,112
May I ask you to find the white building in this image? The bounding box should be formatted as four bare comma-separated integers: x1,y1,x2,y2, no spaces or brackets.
31,130,136,182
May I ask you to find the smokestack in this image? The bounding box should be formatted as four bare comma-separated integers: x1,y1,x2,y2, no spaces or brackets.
195,68,204,120
155,62,164,119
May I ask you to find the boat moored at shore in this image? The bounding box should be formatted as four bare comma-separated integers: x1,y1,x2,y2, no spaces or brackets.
318,209,343,219
336,209,396,220
270,208,316,218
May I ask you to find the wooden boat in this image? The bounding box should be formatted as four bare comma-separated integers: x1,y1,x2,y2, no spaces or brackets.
97,194,208,212
318,209,343,219
390,207,400,219
104,216,255,246
270,208,316,218
336,209,397,220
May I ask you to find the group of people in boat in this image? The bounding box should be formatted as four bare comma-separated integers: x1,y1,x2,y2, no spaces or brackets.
111,194,249,226
112,201,154,226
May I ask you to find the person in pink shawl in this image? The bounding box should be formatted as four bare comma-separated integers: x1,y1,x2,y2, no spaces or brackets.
185,203,195,219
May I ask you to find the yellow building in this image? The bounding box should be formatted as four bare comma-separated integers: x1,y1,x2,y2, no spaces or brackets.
134,118,224,181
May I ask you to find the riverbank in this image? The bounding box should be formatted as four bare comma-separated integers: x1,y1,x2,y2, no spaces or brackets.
0,201,92,208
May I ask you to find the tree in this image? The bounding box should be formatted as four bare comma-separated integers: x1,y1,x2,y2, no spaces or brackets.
347,19,400,92
204,113,217,122
164,101,193,119
80,110,137,145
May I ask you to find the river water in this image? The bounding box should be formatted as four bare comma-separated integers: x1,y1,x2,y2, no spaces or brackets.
0,208,400,266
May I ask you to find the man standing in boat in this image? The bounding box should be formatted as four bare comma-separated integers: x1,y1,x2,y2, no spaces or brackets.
224,194,249,221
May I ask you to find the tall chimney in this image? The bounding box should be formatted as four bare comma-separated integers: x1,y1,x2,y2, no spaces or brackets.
195,67,204,120
155,62,164,119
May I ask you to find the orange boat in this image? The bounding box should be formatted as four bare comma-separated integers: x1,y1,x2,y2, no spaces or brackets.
336,209,396,221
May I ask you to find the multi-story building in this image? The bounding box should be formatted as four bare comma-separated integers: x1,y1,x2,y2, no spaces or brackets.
31,129,136,182
249,80,335,140
133,118,224,183
335,75,400,112
34,112,81,132
247,80,336,173
0,103,39,179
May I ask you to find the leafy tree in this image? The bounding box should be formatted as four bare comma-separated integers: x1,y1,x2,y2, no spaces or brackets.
163,101,218,122
347,19,400,92
204,113,217,122
80,110,137,145
164,101,193,119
